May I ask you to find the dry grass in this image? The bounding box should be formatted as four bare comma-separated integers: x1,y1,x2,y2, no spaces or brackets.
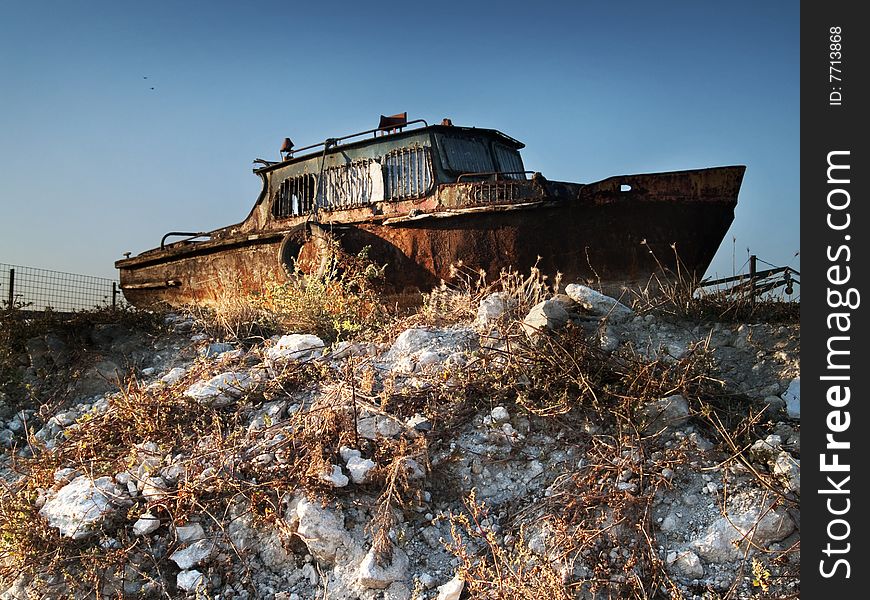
629,243,799,323
418,261,558,328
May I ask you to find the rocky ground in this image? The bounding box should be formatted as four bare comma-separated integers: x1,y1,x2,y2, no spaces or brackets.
0,285,800,599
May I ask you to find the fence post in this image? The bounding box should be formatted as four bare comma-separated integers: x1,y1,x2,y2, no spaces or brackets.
112,282,118,308
6,268,13,309
748,255,757,306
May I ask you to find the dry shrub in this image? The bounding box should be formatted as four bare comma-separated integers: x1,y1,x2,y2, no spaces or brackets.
258,244,389,343
369,436,430,563
188,243,389,345
446,490,573,600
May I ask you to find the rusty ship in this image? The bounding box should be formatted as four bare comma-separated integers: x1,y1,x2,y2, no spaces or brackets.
116,114,745,308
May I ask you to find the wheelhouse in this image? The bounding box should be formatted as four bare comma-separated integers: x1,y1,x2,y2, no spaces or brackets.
255,117,526,221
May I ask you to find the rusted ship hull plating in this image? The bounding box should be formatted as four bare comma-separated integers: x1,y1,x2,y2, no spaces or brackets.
116,119,744,308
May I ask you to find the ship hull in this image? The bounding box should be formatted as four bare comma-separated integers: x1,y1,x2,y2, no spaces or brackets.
117,166,744,308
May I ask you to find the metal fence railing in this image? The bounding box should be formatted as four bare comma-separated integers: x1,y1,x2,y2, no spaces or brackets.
1,263,124,313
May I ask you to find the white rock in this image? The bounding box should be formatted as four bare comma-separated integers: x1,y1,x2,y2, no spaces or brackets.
346,456,376,484
294,498,352,563
385,328,440,360
672,550,704,578
781,378,800,419
692,505,795,563
141,476,170,501
176,569,205,592
340,446,362,463
490,406,510,423
320,464,349,488
160,367,187,385
132,513,160,536
406,414,432,432
358,545,409,589
170,539,214,570
772,452,800,494
436,575,465,600
301,562,318,586
267,334,325,362
175,523,206,542
39,476,125,539
184,371,256,406
476,292,514,327
749,435,782,460
564,284,633,323
381,327,477,373
522,299,569,336
357,415,403,440
639,394,690,432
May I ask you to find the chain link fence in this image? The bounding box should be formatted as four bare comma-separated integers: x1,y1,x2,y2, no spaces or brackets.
1,263,124,313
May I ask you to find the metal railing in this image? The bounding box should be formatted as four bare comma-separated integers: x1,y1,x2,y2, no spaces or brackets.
1,263,124,313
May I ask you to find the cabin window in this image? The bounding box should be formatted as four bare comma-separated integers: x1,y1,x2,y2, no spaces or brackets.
438,135,495,174
272,173,317,218
321,158,383,209
493,143,526,179
383,146,433,200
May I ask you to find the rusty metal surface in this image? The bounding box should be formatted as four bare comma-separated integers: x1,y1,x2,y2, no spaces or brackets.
116,120,744,309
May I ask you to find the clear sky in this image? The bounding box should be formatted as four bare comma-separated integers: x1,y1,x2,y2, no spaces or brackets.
0,1,798,283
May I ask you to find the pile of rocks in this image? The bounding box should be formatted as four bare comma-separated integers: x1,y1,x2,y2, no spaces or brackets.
0,285,800,599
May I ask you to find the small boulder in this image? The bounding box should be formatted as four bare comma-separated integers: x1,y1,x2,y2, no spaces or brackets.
293,498,352,563
170,539,214,570
358,545,409,589
320,465,349,488
346,456,376,484
564,284,633,322
176,569,205,592
184,371,258,406
160,367,187,386
692,504,794,563
781,378,800,419
39,475,126,539
476,292,515,327
175,523,206,542
132,513,160,536
436,575,464,600
671,550,704,579
522,299,570,337
638,394,690,433
267,334,325,362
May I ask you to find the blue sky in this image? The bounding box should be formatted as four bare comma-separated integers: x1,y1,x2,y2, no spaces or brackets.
0,1,798,282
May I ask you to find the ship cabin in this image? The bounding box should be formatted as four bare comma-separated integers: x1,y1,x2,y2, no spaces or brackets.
252,114,528,223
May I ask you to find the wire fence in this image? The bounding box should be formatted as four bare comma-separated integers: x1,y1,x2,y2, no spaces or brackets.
1,263,124,313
